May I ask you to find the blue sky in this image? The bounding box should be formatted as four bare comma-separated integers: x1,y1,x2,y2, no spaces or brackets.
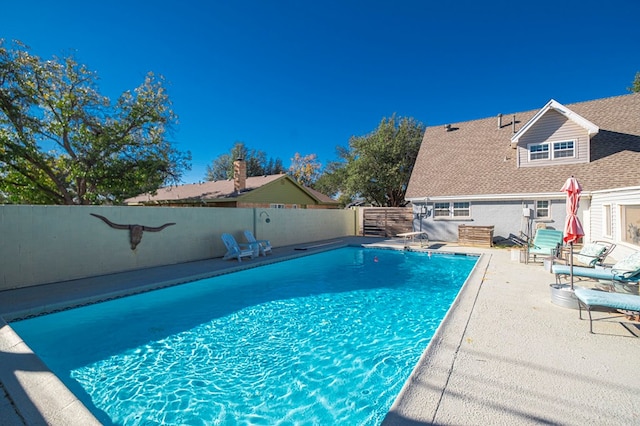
4,0,639,184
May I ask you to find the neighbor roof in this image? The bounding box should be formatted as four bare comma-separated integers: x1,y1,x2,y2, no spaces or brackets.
125,174,339,206
304,186,339,204
126,174,285,204
406,93,640,199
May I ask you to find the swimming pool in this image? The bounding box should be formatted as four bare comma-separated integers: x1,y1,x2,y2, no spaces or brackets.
11,246,478,425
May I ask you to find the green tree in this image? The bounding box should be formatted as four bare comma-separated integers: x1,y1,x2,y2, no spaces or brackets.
265,157,284,176
205,142,284,180
319,115,424,207
288,152,321,187
0,40,190,205
206,153,232,181
314,153,352,206
629,71,640,93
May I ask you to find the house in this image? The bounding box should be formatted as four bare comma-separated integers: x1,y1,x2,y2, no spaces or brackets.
125,159,339,209
405,93,640,256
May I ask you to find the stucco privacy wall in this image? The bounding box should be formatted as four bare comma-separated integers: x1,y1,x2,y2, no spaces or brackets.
0,205,357,291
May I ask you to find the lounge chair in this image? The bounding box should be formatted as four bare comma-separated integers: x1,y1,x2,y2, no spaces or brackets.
527,229,563,263
570,241,616,267
244,230,272,256
574,288,640,333
552,251,640,286
221,233,257,262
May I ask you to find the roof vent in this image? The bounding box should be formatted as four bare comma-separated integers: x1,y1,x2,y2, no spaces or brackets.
512,114,517,133
497,113,503,128
444,124,451,132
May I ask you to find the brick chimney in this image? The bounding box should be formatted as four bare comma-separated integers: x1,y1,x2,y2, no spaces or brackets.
233,158,246,192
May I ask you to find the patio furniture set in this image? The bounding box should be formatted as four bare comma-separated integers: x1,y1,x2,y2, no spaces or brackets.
538,237,640,333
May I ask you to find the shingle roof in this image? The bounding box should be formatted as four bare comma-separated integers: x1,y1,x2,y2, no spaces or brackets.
304,186,337,204
125,174,340,206
406,93,640,199
126,174,285,203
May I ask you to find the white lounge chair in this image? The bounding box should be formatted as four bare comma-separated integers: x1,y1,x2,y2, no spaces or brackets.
244,230,272,256
221,233,257,262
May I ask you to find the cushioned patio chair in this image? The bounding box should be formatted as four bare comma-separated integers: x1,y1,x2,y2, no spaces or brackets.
244,230,272,256
570,241,616,267
221,233,257,262
552,251,640,286
574,287,640,333
527,229,564,263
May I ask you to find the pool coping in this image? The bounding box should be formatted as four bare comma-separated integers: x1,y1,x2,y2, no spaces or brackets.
0,317,101,425
382,251,490,424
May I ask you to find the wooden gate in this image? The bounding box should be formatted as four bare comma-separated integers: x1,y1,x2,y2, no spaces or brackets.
362,207,413,237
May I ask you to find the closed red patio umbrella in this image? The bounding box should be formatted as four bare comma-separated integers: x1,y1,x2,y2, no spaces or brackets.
561,176,585,289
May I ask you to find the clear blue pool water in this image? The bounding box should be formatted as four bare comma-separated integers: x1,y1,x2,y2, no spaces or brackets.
12,247,477,425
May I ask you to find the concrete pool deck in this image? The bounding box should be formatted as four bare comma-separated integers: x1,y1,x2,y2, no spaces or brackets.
1,237,639,425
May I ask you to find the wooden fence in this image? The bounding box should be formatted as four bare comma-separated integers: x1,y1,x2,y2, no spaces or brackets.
362,207,413,237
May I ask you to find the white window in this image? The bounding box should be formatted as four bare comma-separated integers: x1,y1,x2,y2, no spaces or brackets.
528,143,549,160
453,202,470,217
553,140,575,158
535,200,550,218
603,204,612,237
433,202,470,218
434,202,450,217
270,203,285,209
528,140,575,161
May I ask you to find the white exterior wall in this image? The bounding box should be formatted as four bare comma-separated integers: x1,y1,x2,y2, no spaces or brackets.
0,205,357,291
588,187,640,261
414,198,567,243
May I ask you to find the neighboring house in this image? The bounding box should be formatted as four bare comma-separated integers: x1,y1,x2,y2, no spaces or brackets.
405,93,640,256
126,159,339,209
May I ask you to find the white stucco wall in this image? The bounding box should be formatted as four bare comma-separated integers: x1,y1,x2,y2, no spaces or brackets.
0,206,357,291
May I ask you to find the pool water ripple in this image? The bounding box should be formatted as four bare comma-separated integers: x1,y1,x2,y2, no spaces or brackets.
12,247,477,425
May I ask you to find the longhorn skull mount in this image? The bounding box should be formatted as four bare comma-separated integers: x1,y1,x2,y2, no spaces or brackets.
90,213,176,250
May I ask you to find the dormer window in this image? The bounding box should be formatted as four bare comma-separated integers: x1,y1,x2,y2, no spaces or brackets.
528,140,575,161
553,140,575,158
529,143,549,160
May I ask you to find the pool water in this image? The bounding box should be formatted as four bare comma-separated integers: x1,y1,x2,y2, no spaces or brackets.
12,247,477,425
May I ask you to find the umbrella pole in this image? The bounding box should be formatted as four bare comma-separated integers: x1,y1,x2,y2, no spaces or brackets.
569,242,574,290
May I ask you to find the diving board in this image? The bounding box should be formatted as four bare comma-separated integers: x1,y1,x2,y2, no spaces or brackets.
397,231,429,249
